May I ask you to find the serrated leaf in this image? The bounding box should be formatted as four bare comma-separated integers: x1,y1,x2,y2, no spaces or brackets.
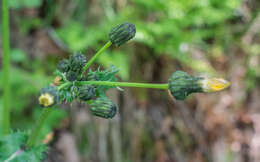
0,131,47,162
87,65,119,97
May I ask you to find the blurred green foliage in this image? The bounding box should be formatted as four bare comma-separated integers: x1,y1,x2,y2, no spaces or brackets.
9,0,42,9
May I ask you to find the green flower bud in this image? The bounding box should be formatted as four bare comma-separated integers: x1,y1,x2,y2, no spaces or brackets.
90,97,117,119
109,22,136,46
168,71,230,100
39,86,59,107
69,53,87,72
57,59,70,73
168,71,203,100
78,85,96,101
66,71,78,81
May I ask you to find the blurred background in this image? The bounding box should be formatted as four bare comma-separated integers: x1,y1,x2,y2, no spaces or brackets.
0,0,260,161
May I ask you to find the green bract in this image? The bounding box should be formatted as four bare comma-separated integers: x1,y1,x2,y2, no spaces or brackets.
78,85,96,101
90,97,117,119
109,22,136,46
168,71,203,100
39,85,59,107
57,59,70,73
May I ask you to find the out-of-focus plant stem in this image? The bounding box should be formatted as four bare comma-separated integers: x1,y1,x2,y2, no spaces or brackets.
1,0,11,135
26,108,53,147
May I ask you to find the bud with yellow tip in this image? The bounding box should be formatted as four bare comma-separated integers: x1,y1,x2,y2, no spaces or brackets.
168,71,230,100
39,86,59,107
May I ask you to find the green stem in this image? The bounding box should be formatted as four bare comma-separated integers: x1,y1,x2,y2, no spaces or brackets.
58,82,71,90
1,0,11,135
77,81,169,90
82,41,112,72
26,108,53,147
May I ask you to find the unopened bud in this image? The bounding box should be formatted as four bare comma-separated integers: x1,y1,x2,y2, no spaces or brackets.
109,22,136,46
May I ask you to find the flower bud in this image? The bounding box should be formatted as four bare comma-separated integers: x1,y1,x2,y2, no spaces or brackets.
69,53,87,73
57,59,70,73
168,71,203,100
39,86,59,107
66,71,78,81
90,97,117,119
109,22,136,46
168,71,230,100
78,85,96,101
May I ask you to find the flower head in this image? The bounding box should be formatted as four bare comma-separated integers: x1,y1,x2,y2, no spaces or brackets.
39,86,59,107
168,71,230,100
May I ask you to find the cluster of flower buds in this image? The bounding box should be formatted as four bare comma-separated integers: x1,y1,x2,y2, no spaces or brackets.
38,22,137,119
168,71,230,100
57,53,87,81
38,22,230,120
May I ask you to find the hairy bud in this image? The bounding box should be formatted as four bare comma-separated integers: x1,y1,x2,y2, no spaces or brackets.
57,59,70,73
109,22,136,46
69,53,87,73
66,71,78,82
90,97,117,119
78,85,96,101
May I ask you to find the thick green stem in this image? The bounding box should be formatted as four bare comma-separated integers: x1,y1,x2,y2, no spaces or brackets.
77,81,169,90
82,41,112,72
26,108,53,147
1,0,11,135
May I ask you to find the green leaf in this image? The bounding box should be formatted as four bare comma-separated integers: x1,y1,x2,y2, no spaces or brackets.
87,65,119,97
0,131,47,162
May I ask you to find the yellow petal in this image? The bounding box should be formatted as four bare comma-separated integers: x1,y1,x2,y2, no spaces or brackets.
39,93,54,107
199,78,230,92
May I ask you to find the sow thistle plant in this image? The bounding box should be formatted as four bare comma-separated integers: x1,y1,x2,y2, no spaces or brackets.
0,22,230,161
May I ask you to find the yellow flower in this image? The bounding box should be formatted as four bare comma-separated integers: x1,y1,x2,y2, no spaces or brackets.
199,78,230,93
39,93,55,107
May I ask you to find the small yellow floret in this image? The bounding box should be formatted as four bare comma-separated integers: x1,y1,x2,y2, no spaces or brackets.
39,93,54,107
200,78,230,92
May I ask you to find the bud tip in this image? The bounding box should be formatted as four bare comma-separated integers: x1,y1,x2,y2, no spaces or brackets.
199,78,230,92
